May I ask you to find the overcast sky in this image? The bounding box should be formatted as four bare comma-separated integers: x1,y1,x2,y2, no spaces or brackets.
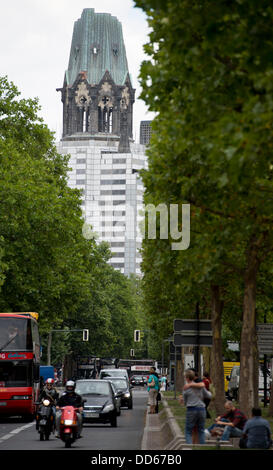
0,0,154,142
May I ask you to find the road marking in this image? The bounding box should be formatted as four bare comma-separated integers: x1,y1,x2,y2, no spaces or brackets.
0,422,34,444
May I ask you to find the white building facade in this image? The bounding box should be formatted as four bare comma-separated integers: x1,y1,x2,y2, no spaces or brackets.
58,136,147,276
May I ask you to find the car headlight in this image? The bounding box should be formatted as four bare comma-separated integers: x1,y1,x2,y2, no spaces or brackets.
102,403,115,413
124,393,130,398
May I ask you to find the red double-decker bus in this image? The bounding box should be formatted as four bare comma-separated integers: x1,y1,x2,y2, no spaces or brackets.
0,312,40,419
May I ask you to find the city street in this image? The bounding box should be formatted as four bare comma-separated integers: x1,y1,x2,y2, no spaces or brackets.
0,388,147,451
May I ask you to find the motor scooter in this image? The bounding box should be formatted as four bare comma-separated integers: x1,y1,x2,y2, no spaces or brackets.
36,399,54,441
59,406,80,448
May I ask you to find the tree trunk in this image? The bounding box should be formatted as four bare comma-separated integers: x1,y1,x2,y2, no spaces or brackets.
210,284,225,414
176,349,184,391
203,347,211,375
239,242,260,417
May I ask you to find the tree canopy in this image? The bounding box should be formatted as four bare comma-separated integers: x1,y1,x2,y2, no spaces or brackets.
134,0,273,415
0,76,138,363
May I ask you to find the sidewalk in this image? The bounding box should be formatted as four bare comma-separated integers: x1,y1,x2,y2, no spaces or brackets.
141,397,236,450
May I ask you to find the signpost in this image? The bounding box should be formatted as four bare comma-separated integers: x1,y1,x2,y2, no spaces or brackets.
173,320,212,347
257,322,273,407
257,324,273,355
173,318,212,374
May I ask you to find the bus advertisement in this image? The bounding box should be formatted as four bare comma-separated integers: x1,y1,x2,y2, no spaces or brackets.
0,312,40,419
117,359,156,377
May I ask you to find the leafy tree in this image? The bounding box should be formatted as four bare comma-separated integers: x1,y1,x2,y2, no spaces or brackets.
134,0,273,415
0,77,139,368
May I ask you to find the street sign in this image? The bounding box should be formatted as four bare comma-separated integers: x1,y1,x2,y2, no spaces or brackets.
169,342,181,360
173,318,212,347
257,324,273,355
258,347,273,355
258,344,273,355
257,324,273,334
174,319,212,333
174,333,213,347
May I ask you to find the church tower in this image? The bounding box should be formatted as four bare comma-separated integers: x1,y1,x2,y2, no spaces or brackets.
57,9,134,152
57,9,147,276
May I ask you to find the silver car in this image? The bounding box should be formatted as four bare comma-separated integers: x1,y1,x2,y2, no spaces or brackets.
99,368,129,382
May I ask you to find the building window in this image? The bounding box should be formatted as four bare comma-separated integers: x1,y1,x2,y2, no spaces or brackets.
113,158,126,164
113,200,125,206
100,180,126,185
100,190,126,195
77,158,86,164
76,169,86,175
98,99,113,133
101,211,125,217
91,44,100,55
101,169,126,175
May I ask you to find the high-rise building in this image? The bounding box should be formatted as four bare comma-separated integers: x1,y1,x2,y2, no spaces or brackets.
57,9,147,276
140,120,152,145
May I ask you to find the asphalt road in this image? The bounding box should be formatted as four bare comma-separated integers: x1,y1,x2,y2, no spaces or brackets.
0,388,148,451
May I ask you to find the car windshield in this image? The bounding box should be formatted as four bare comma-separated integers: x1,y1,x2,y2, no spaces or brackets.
108,379,128,390
101,370,126,378
75,381,110,396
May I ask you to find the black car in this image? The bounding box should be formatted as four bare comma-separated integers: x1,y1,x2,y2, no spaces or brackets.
102,376,133,409
130,375,145,386
75,379,119,427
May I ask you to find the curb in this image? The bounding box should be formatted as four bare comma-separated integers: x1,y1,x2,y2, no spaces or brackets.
141,397,235,450
141,398,184,450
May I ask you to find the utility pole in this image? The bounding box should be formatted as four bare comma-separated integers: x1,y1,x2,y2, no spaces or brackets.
47,329,89,366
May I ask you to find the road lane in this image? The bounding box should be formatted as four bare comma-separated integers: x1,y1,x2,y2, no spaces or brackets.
0,388,148,450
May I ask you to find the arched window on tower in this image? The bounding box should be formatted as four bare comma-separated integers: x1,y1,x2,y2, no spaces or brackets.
98,96,113,133
79,96,88,132
83,109,87,132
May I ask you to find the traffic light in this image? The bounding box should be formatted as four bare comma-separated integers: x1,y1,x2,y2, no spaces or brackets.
134,330,141,342
82,329,89,341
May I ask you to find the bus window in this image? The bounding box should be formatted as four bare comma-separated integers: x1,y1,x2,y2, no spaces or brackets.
0,317,30,351
0,361,33,387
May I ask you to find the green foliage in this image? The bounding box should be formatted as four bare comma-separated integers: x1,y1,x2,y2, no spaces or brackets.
134,0,273,345
0,76,139,363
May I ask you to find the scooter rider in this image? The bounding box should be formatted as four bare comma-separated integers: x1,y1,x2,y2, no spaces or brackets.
39,378,59,404
38,378,59,428
55,380,83,438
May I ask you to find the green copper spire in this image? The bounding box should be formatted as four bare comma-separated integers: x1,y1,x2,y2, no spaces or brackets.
66,8,130,86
